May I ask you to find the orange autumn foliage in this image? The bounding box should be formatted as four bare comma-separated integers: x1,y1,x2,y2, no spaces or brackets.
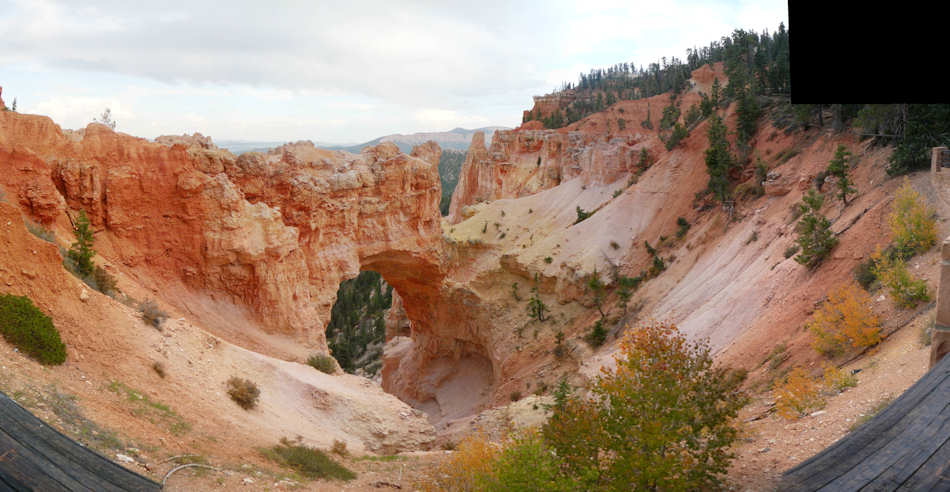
808,284,881,357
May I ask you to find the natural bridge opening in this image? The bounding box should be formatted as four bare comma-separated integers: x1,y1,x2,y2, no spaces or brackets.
326,251,498,426
324,271,392,378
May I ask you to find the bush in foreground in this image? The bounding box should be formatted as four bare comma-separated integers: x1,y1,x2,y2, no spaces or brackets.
543,322,747,490
421,431,497,491
226,377,260,410
0,294,67,365
475,430,574,492
261,437,355,481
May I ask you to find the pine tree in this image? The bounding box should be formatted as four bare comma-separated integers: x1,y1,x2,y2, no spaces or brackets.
795,190,838,269
711,78,722,108
826,145,855,205
704,115,734,201
735,88,761,145
68,210,96,277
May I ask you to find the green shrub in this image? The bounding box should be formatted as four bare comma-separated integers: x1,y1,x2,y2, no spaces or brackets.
871,249,931,308
544,322,746,489
584,320,607,348
795,190,838,269
307,353,337,374
784,244,800,259
664,123,688,150
0,294,67,365
227,377,260,410
574,206,593,224
544,256,553,264
675,217,690,238
261,437,355,481
476,431,575,492
853,259,877,290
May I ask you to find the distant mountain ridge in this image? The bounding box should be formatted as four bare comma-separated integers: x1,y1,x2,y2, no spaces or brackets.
327,126,508,154
217,127,507,156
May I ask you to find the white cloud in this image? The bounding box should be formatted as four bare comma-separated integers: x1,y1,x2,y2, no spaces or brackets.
0,0,788,142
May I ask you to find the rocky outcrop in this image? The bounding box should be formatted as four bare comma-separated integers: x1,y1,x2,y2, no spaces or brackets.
155,132,217,149
447,128,645,223
0,110,443,354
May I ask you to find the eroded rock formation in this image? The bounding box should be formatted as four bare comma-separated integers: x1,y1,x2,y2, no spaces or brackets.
0,111,443,354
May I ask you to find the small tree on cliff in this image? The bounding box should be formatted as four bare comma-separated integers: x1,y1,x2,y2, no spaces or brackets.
587,269,607,320
795,190,838,269
67,210,96,277
527,274,548,322
704,115,735,202
826,145,856,205
94,108,116,130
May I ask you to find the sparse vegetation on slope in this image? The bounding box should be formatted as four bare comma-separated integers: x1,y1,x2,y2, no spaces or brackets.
227,377,260,410
261,437,355,481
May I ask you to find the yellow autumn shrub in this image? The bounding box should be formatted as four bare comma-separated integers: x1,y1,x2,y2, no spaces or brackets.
419,431,498,492
775,367,825,420
808,284,881,357
889,178,937,256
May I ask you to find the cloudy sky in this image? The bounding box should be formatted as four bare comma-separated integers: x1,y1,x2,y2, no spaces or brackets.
0,0,787,144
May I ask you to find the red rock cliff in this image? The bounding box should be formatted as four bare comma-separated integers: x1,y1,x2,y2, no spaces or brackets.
0,111,443,354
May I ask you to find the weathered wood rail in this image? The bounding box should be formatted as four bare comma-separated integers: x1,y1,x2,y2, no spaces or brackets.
0,392,161,491
779,354,950,491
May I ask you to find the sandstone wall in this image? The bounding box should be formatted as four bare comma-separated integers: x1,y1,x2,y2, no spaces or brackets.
0,111,443,353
